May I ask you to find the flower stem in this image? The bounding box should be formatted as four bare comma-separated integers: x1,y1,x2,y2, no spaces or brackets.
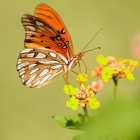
83,104,89,121
113,78,118,100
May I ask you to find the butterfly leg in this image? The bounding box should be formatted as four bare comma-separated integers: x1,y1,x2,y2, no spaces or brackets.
78,61,82,73
71,69,78,75
76,61,87,74
81,59,87,74
71,62,85,75
63,72,69,84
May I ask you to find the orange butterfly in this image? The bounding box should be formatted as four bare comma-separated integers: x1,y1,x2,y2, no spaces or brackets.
16,3,94,88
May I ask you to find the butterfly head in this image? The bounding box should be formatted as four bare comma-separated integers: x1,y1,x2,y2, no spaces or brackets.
76,52,84,60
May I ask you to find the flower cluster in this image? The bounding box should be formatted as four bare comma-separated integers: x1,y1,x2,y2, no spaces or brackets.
91,54,139,82
64,73,103,110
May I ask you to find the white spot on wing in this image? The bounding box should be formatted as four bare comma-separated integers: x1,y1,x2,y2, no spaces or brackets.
39,48,48,50
33,80,40,87
17,62,29,70
36,21,44,26
49,52,56,58
26,83,32,87
20,71,25,76
51,64,62,70
30,68,39,74
21,75,24,78
19,68,25,72
27,53,34,57
22,18,30,22
26,33,33,37
62,29,65,34
39,69,49,76
40,74,51,85
25,75,36,85
36,53,46,58
17,61,21,64
58,54,68,64
28,64,37,69
62,45,67,49
49,69,63,80
26,26,36,31
56,36,61,40
21,49,33,54
39,61,59,64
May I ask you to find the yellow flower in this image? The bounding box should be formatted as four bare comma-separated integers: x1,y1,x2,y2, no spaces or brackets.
65,73,102,111
76,73,88,83
128,59,139,67
124,69,135,80
88,97,100,110
66,97,79,110
101,67,113,82
96,54,108,65
64,84,78,95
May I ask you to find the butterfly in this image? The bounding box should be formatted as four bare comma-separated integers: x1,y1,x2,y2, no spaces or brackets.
16,3,86,88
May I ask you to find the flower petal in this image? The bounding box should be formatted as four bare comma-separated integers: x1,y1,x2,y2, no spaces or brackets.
76,73,88,83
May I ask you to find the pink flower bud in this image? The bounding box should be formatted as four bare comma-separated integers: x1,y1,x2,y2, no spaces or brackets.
90,80,103,92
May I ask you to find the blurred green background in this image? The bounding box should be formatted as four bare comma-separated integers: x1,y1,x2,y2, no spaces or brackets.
0,0,140,140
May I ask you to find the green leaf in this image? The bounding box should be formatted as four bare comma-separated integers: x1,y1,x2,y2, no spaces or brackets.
79,100,140,140
52,114,91,130
71,135,81,140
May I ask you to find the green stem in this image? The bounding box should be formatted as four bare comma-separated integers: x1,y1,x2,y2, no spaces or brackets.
113,78,118,100
83,104,89,121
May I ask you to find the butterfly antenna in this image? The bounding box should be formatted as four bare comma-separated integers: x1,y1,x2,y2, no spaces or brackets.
82,28,103,52
83,47,101,54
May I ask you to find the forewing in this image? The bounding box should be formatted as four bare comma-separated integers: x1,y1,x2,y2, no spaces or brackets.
16,48,65,88
21,14,71,59
35,3,74,57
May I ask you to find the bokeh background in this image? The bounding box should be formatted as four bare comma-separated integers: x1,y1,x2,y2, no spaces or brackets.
0,0,140,140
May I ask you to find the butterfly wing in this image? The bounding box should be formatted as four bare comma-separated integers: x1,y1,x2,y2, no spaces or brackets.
17,48,67,88
21,14,71,59
17,3,75,88
35,3,74,57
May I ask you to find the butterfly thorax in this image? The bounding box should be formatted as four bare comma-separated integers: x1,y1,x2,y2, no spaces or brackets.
63,52,84,72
